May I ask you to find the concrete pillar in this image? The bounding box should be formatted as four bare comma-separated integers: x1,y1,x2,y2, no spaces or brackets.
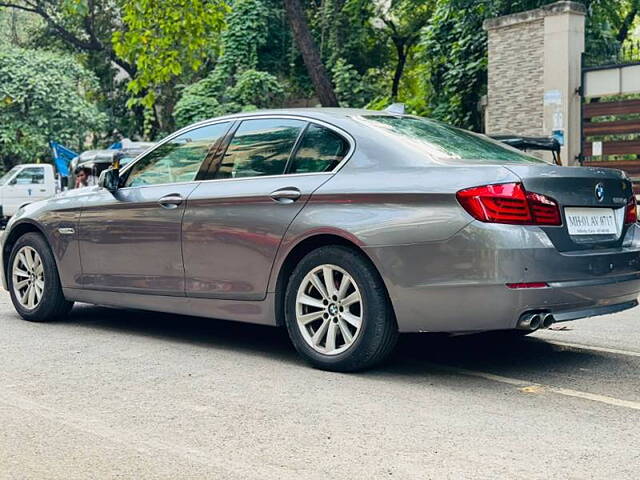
542,3,585,165
484,2,585,165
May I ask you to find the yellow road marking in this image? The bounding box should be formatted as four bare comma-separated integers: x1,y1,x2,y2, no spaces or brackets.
519,385,545,394
429,363,640,411
535,339,640,358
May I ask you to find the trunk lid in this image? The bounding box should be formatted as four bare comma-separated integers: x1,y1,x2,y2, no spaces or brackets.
505,165,633,252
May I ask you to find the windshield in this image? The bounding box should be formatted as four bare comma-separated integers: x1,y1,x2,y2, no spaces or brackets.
360,115,546,164
0,166,20,186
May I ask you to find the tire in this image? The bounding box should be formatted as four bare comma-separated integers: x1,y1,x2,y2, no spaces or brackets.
284,245,398,372
7,232,73,322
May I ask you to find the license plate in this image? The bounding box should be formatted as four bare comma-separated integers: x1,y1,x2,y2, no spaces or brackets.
565,207,617,235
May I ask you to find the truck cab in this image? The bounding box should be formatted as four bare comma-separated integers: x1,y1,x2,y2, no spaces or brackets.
0,163,57,221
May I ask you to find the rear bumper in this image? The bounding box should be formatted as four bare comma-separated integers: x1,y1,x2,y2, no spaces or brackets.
550,299,637,322
364,222,640,332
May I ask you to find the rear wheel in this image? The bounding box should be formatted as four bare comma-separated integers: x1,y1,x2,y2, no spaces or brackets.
8,232,73,322
284,246,398,372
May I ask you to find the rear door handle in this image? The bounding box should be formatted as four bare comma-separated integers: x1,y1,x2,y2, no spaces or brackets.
158,194,184,209
269,187,301,204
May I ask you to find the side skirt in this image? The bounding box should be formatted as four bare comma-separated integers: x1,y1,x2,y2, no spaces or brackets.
62,288,277,326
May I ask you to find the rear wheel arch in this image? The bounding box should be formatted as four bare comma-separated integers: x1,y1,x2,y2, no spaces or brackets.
274,234,392,327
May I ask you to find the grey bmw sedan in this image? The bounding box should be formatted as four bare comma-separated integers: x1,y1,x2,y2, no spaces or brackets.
2,109,639,371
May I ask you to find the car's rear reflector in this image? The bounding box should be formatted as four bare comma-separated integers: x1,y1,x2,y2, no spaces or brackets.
506,282,549,289
456,182,561,226
625,195,638,224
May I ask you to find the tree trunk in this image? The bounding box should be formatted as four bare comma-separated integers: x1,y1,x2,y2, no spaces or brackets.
2,155,15,173
616,4,639,43
391,40,408,101
283,0,339,107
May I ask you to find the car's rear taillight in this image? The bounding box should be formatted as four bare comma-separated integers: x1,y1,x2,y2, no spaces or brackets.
625,195,638,224
456,182,561,226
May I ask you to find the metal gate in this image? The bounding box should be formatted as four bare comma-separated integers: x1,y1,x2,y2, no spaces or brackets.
580,47,640,195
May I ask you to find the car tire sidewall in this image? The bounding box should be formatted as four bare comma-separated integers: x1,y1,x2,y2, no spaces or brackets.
8,232,67,322
284,246,395,371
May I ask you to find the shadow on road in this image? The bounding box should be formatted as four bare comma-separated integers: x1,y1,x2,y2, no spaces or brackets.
54,303,633,384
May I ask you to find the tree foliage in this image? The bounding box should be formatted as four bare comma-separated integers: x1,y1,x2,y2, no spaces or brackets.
112,0,228,133
0,0,133,73
0,0,638,155
372,0,434,100
420,0,490,129
419,0,640,131
0,47,105,168
173,0,283,127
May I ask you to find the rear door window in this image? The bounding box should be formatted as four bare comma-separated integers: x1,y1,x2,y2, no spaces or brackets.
288,124,349,174
213,118,305,179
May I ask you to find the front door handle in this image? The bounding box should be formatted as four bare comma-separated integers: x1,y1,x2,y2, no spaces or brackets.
158,194,184,209
270,187,301,204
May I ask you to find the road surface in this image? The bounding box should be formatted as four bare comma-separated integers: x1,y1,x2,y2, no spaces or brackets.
1,292,638,479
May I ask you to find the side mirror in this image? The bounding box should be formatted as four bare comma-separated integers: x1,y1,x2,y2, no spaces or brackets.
99,168,120,193
98,152,123,193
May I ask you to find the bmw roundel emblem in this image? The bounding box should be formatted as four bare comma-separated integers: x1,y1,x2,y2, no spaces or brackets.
595,183,605,202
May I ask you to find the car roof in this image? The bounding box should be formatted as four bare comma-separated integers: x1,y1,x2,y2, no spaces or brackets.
188,107,401,131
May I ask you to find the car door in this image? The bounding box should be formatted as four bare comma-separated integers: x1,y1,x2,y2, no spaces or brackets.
3,166,48,214
182,117,352,300
77,121,231,295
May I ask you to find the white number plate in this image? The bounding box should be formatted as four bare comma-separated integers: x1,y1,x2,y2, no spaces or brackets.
565,207,617,235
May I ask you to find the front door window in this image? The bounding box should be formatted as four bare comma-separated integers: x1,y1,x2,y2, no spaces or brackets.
124,122,231,187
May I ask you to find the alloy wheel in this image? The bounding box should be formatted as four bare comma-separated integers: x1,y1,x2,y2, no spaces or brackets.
295,264,363,355
12,246,45,310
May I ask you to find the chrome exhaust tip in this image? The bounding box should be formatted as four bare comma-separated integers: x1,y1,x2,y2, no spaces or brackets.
517,313,542,330
541,313,555,329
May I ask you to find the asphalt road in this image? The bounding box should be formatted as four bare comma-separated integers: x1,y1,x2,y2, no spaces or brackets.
1,291,638,479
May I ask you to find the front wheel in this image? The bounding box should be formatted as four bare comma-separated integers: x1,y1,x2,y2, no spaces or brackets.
284,246,398,372
8,232,73,322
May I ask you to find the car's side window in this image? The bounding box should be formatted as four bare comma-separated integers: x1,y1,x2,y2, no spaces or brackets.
124,122,230,188
288,124,350,174
213,118,306,179
12,167,45,185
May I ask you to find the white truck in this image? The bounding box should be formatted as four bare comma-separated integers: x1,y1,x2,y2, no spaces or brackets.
0,163,57,223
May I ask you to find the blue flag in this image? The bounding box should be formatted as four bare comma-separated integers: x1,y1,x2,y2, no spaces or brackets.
50,141,78,177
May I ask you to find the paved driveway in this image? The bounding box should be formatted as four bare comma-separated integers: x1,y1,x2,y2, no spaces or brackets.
0,292,638,479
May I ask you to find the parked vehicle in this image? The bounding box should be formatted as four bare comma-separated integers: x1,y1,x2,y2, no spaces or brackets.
0,163,57,224
491,135,562,165
68,141,154,189
2,109,639,371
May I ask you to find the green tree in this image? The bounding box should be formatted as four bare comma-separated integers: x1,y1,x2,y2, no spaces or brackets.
0,47,105,170
582,0,640,64
421,0,640,131
420,0,490,130
0,0,135,75
0,1,143,139
283,0,338,106
173,69,283,127
173,0,284,127
371,0,433,101
113,0,228,134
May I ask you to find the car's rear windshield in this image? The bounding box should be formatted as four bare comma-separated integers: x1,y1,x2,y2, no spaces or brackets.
360,115,546,164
